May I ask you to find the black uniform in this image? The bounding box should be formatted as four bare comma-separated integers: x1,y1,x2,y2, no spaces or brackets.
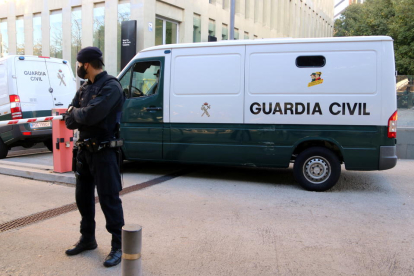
65,71,125,250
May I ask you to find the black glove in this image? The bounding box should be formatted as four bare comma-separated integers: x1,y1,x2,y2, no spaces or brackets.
61,112,69,121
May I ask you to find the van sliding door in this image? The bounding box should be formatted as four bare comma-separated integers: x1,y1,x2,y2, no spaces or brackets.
167,46,245,164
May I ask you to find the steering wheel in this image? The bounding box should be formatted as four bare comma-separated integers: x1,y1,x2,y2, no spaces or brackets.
131,85,143,97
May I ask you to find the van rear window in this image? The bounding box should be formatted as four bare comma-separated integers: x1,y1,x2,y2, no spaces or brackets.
296,56,326,67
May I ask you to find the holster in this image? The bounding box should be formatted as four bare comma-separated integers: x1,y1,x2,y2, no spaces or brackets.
72,146,78,172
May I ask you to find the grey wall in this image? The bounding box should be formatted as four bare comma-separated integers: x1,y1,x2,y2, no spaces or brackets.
397,128,414,159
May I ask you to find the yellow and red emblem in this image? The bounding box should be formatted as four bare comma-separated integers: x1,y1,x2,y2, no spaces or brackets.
308,71,323,87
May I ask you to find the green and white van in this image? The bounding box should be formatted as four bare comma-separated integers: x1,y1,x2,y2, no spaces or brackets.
117,36,398,191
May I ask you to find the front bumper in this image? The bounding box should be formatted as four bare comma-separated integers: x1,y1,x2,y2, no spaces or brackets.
379,146,398,170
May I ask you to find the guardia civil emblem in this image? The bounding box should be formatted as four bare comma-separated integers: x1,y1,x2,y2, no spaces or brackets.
58,69,66,86
201,102,211,117
308,71,323,87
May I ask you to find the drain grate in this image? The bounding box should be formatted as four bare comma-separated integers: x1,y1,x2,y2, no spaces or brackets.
0,169,190,233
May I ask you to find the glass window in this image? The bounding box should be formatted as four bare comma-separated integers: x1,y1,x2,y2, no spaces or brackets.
193,14,201,43
155,18,178,46
208,19,215,37
253,35,258,39
33,14,42,56
119,67,132,97
222,24,228,40
130,61,160,98
155,18,163,46
244,32,249,40
209,0,215,3
16,16,24,55
71,7,82,73
117,2,130,73
296,56,326,68
50,10,63,58
396,76,414,127
93,4,105,58
0,19,8,57
166,21,178,45
234,28,239,40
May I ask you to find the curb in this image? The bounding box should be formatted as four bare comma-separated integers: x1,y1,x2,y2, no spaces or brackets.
0,160,75,185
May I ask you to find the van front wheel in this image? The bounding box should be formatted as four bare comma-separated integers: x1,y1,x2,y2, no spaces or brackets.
294,147,341,191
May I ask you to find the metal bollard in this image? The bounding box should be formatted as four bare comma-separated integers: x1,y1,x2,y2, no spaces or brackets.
122,224,142,276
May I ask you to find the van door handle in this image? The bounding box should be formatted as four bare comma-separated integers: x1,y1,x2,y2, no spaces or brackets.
145,107,162,112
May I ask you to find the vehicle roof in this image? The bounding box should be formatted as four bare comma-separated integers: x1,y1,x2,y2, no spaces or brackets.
141,36,393,52
0,55,68,62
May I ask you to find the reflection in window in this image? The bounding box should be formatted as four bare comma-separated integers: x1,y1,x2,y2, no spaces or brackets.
155,18,163,46
131,61,160,97
93,4,105,58
222,24,228,40
71,7,82,73
50,10,63,58
33,14,42,56
117,2,130,73
16,16,24,54
244,32,249,40
0,19,8,57
193,14,201,43
234,28,239,40
208,19,216,37
166,21,177,45
155,18,178,46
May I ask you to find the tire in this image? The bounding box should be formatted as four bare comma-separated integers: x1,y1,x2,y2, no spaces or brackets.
43,139,53,152
0,138,9,159
293,147,341,192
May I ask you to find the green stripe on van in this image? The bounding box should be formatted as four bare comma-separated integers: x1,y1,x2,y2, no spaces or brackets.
159,123,393,170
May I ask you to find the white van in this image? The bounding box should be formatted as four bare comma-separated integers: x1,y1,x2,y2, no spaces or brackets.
117,36,398,191
0,55,75,157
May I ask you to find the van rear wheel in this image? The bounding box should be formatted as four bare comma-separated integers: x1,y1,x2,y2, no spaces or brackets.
0,139,9,159
294,147,340,191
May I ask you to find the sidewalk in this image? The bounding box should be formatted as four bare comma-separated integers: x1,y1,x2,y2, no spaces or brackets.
1,152,413,275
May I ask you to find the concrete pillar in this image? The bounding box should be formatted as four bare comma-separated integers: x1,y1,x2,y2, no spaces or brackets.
81,1,93,48
279,0,285,36
42,1,50,56
24,13,33,55
104,0,117,76
62,0,71,62
131,0,156,52
7,2,16,55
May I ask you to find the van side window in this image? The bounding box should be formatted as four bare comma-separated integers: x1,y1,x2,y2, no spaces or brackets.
130,61,161,98
296,56,326,68
119,68,132,98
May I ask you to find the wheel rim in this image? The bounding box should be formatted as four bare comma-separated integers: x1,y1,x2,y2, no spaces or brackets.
302,156,331,184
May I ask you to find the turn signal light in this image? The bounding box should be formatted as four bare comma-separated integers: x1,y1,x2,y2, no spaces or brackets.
9,95,22,119
387,110,398,138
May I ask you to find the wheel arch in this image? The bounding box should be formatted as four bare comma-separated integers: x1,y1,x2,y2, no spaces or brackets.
291,138,344,163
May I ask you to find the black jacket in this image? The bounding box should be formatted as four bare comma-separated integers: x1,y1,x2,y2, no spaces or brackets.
65,71,125,141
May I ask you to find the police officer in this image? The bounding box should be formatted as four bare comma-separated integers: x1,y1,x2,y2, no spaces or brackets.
64,46,125,267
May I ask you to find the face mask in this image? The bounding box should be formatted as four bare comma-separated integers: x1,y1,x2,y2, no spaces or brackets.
77,65,87,79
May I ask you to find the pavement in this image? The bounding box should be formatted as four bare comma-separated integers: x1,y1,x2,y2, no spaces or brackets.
0,150,414,275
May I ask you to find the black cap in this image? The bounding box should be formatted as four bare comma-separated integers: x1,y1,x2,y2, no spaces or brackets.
77,46,105,66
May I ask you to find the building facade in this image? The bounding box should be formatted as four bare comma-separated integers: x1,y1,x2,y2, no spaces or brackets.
0,0,334,76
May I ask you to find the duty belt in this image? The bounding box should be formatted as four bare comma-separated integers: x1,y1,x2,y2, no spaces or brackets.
75,138,124,153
